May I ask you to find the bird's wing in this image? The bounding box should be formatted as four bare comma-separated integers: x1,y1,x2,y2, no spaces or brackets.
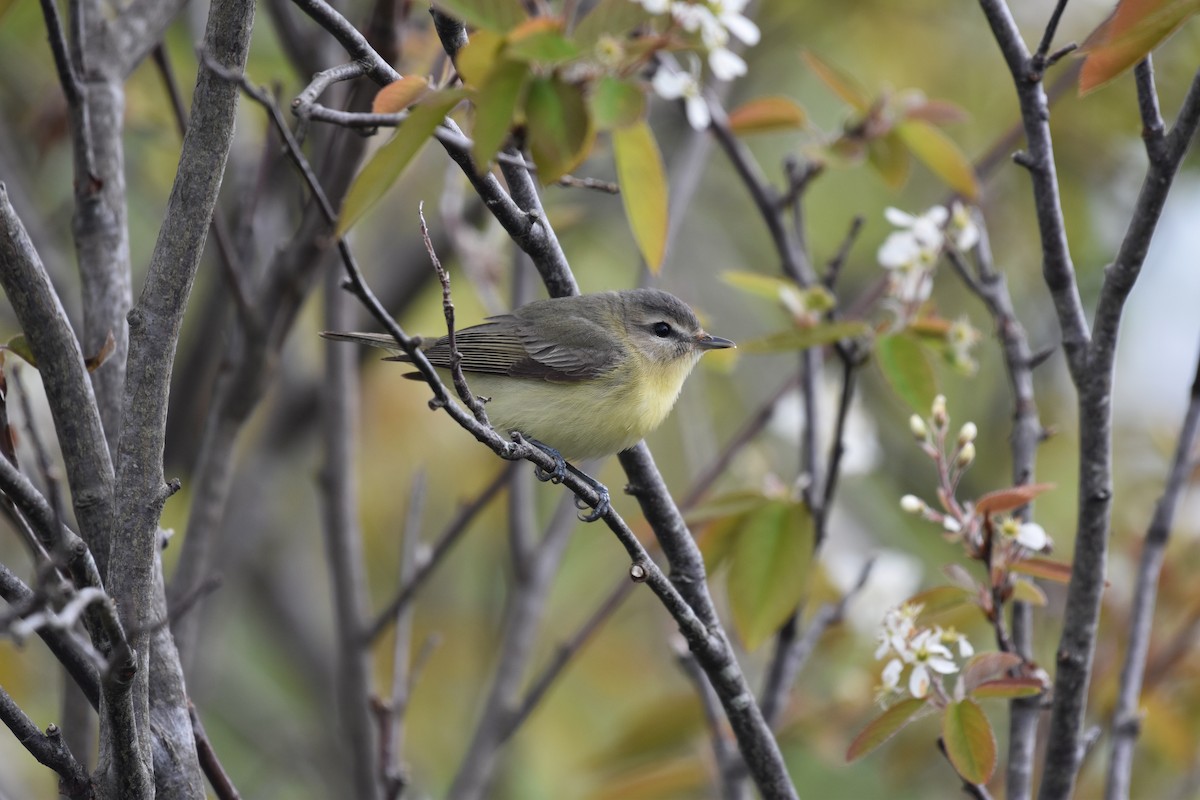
419,314,623,383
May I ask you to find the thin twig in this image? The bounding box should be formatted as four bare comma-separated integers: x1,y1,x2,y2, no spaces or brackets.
190,703,241,800
364,465,513,644
1105,337,1200,800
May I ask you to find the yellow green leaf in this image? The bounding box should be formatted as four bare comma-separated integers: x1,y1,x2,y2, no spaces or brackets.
896,119,980,201
336,90,466,236
801,50,871,112
971,678,1045,700
525,75,594,183
867,131,910,189
727,96,807,135
2,335,37,368
589,76,646,131
587,693,703,766
1080,0,1200,94
846,697,928,762
456,29,505,87
727,499,813,651
942,698,996,785
1011,578,1047,606
471,60,529,167
612,121,668,271
721,271,797,301
740,321,869,353
430,0,526,32
372,76,429,114
573,0,651,47
505,17,580,63
875,332,938,414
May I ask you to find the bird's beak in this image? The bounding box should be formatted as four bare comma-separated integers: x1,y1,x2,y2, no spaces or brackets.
695,332,736,350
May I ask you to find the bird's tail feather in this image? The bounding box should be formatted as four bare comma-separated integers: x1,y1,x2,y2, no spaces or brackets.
320,330,410,358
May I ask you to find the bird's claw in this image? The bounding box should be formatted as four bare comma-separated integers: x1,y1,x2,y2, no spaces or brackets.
528,441,567,484
575,486,611,522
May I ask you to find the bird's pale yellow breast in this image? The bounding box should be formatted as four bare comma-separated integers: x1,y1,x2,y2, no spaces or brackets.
441,349,700,460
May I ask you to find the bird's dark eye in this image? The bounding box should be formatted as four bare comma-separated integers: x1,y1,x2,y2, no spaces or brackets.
652,322,672,338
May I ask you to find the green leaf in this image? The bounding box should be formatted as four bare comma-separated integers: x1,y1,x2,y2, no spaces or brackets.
525,75,594,183
971,678,1044,700
573,0,651,47
846,697,928,762
896,119,980,201
590,76,646,131
696,513,746,573
686,489,770,525
430,0,526,32
875,332,938,414
612,121,668,271
505,17,581,63
721,271,798,301
741,321,869,353
941,698,997,785
336,90,466,236
867,130,910,189
727,499,814,651
727,96,807,135
456,29,506,87
471,60,530,167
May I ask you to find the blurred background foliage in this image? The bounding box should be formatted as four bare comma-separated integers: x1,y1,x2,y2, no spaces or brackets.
1,0,1200,797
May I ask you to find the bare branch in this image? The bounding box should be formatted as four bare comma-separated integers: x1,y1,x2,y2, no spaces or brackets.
1106,337,1200,800
0,685,91,798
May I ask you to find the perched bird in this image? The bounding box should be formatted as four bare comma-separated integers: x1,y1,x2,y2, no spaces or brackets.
323,288,734,518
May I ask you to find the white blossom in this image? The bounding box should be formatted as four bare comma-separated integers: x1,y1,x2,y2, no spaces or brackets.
907,629,958,699
651,67,710,130
881,657,903,691
938,626,974,658
900,494,925,514
711,0,760,46
1015,521,1049,551
949,201,980,251
633,0,671,13
707,46,747,80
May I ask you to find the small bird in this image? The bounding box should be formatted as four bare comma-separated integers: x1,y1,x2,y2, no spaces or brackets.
323,288,734,518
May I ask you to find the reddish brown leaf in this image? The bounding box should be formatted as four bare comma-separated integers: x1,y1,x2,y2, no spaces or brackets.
962,652,1023,692
1080,0,1200,94
85,331,116,373
727,96,807,135
973,483,1056,516
1010,557,1073,584
372,76,430,114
